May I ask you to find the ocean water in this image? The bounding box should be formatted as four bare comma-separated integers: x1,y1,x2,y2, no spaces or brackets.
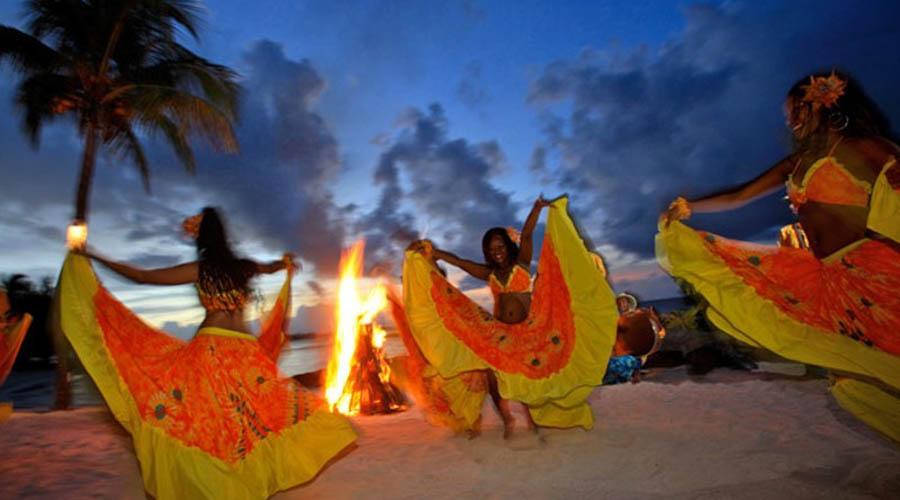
277,335,407,375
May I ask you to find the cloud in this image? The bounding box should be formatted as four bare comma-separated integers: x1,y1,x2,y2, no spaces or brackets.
360,103,519,271
527,1,900,259
0,38,355,279
306,280,324,297
179,39,349,274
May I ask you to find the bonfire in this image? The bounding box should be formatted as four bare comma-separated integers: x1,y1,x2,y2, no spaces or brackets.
324,241,406,415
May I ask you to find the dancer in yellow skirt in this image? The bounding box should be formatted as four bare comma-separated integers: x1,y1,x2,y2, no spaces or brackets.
59,207,356,499
402,196,618,436
658,71,900,441
1,291,33,421
1,291,32,388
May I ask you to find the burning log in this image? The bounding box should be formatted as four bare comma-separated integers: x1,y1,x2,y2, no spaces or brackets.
339,324,406,415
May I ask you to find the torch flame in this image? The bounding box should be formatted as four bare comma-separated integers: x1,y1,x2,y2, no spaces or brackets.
66,222,87,251
324,240,389,414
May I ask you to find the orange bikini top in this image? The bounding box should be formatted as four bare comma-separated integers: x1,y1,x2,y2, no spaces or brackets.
787,155,872,209
489,265,532,300
196,262,251,312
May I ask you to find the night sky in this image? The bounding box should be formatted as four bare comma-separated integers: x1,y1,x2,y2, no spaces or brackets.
2,0,899,336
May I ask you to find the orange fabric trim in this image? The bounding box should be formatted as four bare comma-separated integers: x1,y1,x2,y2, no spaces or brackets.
430,240,575,378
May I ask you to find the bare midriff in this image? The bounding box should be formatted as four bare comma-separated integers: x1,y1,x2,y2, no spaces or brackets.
199,309,251,335
797,202,868,259
494,292,531,324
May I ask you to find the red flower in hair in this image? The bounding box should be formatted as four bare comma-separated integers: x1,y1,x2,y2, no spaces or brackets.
802,72,846,110
182,214,203,238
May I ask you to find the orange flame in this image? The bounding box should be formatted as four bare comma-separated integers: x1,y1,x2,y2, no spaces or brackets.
324,240,389,414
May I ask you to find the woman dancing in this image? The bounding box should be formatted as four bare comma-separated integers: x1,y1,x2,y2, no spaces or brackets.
59,207,356,499
402,196,619,436
658,70,900,441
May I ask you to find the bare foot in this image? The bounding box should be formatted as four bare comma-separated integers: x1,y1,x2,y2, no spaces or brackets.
502,416,516,440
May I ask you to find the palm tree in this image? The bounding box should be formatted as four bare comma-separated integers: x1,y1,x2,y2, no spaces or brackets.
0,0,240,222
0,0,240,409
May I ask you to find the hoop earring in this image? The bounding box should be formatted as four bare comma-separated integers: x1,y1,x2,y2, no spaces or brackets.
828,111,849,132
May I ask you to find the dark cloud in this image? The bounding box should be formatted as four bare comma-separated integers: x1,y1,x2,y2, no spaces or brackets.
306,280,324,297
360,103,519,271
528,1,900,258
0,39,351,276
181,40,348,274
126,253,183,269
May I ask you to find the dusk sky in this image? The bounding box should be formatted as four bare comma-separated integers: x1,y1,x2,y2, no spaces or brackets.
2,0,899,336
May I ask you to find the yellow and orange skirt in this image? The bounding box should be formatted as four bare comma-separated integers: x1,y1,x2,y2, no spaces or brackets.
58,254,356,499
657,221,900,441
1,310,32,388
401,197,618,430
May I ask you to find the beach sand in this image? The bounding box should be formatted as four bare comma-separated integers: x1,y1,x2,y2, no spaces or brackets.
1,368,898,499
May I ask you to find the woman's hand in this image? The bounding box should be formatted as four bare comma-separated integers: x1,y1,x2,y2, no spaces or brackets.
660,197,693,228
407,239,434,256
282,253,301,272
534,195,552,209
886,161,900,190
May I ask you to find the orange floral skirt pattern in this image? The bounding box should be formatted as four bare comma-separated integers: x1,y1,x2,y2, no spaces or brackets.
92,287,322,463
700,234,900,355
402,198,618,429
429,241,576,378
58,254,357,498
388,292,486,431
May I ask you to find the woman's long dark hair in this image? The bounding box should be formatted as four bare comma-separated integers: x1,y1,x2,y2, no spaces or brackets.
788,70,895,156
481,227,519,269
196,207,253,292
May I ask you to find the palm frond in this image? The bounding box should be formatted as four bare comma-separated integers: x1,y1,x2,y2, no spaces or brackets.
0,26,64,73
140,111,197,174
130,55,240,119
107,123,152,192
15,72,75,145
139,0,203,39
130,84,238,153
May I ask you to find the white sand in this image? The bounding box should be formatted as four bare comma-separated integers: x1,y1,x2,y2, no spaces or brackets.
2,369,898,499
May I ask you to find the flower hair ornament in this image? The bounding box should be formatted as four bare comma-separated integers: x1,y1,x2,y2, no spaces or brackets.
182,213,203,238
802,71,846,111
505,227,521,245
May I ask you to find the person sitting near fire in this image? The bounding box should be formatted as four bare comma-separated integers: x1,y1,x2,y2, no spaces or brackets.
59,207,356,498
401,195,619,437
604,303,665,385
658,70,900,441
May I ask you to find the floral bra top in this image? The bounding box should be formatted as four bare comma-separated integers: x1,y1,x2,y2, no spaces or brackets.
196,262,251,312
488,264,532,301
787,156,872,210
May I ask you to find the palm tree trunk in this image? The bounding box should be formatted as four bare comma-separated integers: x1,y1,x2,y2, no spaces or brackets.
56,125,98,409
74,126,98,222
